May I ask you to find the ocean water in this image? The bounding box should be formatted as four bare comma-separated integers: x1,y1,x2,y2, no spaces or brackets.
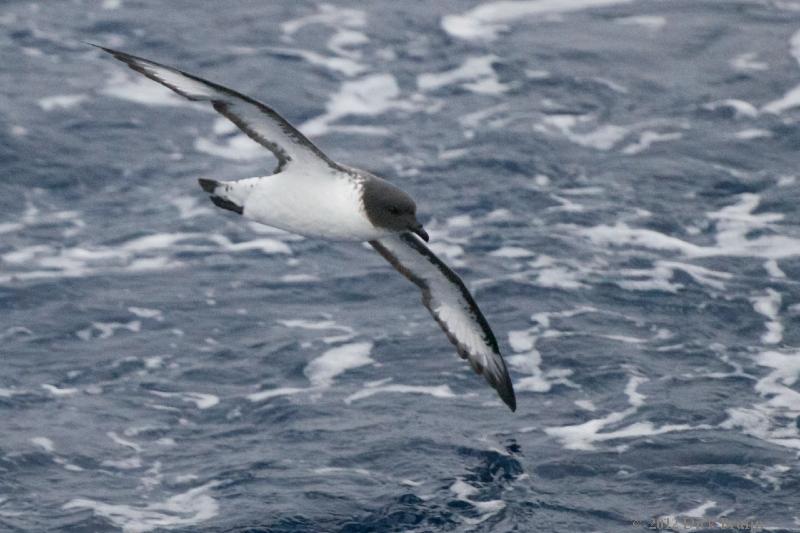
2,0,800,531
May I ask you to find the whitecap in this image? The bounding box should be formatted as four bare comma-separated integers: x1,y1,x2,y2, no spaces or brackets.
417,55,508,95
0,230,291,285
247,386,306,402
304,342,374,388
762,85,800,114
702,99,759,119
279,274,320,283
31,437,55,453
764,259,786,278
149,391,219,410
449,478,505,524
505,324,576,393
77,320,141,341
41,384,79,397
535,114,629,151
442,0,636,41
750,289,783,345
313,467,372,477
762,29,800,113
621,131,682,155
279,5,369,77
345,381,455,404
730,52,768,72
614,15,666,30
108,431,143,453
489,246,535,258
38,94,88,111
281,4,366,38
265,47,367,77
63,482,220,533
582,194,800,260
734,128,772,140
574,399,597,411
545,375,709,450
300,74,417,136
128,307,164,321
101,457,143,470
279,318,355,343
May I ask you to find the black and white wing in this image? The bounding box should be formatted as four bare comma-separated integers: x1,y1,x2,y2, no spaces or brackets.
94,45,337,173
370,233,516,411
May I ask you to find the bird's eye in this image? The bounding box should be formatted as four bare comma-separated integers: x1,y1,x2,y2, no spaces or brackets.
388,206,400,215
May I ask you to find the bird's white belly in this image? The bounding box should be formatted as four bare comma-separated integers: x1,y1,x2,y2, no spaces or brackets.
240,171,390,241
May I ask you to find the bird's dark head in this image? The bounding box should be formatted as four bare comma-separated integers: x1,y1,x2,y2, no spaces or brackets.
362,177,428,241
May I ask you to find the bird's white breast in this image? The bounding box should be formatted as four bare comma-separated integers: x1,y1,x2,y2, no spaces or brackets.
238,168,391,241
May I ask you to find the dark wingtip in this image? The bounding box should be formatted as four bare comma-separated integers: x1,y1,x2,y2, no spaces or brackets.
86,42,123,57
505,391,517,412
198,178,219,193
498,379,517,412
209,195,243,215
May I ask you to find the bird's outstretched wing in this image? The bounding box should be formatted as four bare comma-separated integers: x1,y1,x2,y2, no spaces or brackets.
370,233,516,411
93,45,338,173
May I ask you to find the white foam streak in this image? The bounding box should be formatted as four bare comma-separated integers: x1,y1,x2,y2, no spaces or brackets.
702,99,759,118
268,47,367,76
751,289,783,345
31,437,55,453
63,482,220,533
345,382,456,403
545,375,707,450
449,478,505,522
41,384,79,397
418,56,508,95
763,84,800,114
506,312,580,393
300,74,415,136
442,0,635,41
583,193,800,260
621,131,682,155
762,29,800,113
149,391,220,410
304,342,374,387
791,28,800,66
735,128,771,140
721,347,800,450
247,387,306,402
108,431,143,452
279,318,355,343
535,114,628,150
755,351,800,412
77,320,141,341
614,15,666,30
38,94,88,111
489,246,535,258
281,4,365,37
730,52,768,72
1,231,290,285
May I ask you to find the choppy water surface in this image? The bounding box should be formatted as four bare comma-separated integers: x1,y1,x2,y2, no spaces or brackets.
2,1,800,531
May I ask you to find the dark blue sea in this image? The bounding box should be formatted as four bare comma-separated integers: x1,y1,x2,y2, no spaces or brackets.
2,1,800,531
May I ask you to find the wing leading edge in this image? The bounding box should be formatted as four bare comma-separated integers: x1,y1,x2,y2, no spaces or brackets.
94,44,338,173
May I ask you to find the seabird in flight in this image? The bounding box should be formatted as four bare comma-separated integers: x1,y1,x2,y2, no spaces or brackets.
94,45,516,411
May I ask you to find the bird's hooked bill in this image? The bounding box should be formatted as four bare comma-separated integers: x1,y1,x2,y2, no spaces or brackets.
413,225,429,242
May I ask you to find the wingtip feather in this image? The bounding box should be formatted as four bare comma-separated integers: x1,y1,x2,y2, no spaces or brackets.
497,375,517,412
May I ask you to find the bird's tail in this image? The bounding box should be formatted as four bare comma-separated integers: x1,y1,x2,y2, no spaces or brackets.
198,179,243,215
